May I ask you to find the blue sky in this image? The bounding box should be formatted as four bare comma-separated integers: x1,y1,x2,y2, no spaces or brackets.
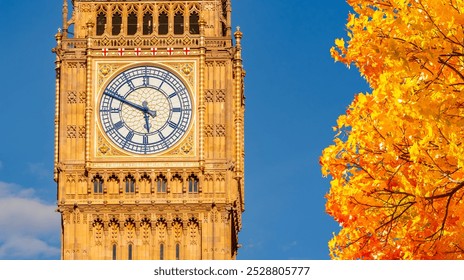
0,0,369,260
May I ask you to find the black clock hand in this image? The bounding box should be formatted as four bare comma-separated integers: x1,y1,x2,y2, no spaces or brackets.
143,112,151,133
142,101,157,118
105,92,158,120
104,91,147,112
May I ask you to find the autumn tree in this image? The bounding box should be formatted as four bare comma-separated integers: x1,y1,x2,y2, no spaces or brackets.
321,0,464,259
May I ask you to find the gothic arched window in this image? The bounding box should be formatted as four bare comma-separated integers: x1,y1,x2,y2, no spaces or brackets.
188,175,199,193
158,12,168,35
189,11,199,34
127,12,137,35
143,12,153,35
93,175,103,193
125,175,135,193
112,12,122,35
156,175,167,193
96,12,106,35
174,11,184,35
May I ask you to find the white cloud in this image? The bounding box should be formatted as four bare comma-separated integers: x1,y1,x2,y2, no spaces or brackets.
27,162,50,180
0,236,59,260
0,182,60,260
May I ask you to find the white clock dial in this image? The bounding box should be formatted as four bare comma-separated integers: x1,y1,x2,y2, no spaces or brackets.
99,66,192,154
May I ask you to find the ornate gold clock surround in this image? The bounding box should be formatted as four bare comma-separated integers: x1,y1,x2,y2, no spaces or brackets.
92,61,198,159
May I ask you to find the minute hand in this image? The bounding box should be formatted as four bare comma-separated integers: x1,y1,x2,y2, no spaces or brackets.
105,91,147,112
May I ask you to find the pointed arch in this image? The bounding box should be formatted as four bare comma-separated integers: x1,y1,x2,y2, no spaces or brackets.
189,11,199,35
158,5,169,35
188,174,199,193
187,217,200,244
92,174,104,193
124,218,136,241
172,218,183,247
139,173,151,194
92,218,104,246
125,174,135,193
140,217,152,233
143,11,153,35
96,12,107,36
108,217,120,241
142,3,154,36
95,5,107,36
156,174,167,193
155,218,168,242
111,6,123,35
174,9,184,35
107,174,120,194
127,11,138,35
171,173,183,194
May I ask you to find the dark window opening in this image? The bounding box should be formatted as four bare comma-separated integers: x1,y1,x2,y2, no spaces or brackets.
125,176,135,193
128,244,133,260
143,12,153,35
158,12,168,35
174,12,184,35
96,12,106,35
189,12,199,34
112,244,117,260
127,12,137,35
175,243,180,260
156,175,167,193
188,175,199,193
112,12,122,35
160,243,164,260
93,175,103,193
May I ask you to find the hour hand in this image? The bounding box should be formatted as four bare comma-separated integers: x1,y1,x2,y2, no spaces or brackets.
142,101,157,118
143,113,151,133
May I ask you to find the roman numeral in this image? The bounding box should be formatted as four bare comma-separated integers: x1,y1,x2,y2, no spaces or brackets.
143,76,149,86
123,73,136,90
126,131,134,141
168,121,178,129
114,121,124,130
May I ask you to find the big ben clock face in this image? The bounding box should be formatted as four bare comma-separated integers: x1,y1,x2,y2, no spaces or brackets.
99,65,193,154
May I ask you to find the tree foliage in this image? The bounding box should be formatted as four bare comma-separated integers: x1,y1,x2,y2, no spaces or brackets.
321,0,464,259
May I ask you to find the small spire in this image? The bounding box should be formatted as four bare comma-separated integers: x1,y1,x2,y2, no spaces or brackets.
62,0,69,37
234,26,243,48
55,28,63,41
234,26,243,40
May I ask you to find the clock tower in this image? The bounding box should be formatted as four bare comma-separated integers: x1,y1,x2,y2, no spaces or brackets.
53,0,245,260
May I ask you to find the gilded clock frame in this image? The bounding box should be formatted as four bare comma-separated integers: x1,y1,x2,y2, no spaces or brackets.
90,59,198,160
